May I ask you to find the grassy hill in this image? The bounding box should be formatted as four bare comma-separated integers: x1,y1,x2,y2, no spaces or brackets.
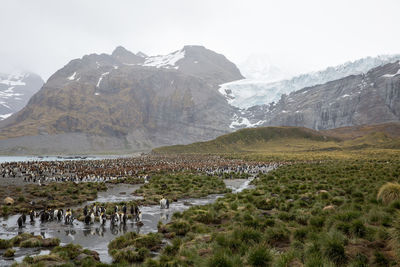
322,122,400,139
152,123,400,158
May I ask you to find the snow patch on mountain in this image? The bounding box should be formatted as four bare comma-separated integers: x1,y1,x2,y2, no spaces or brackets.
219,79,284,109
67,72,77,80
229,114,265,129
0,72,44,120
96,72,109,88
0,113,12,120
0,73,27,86
382,68,400,78
142,49,185,69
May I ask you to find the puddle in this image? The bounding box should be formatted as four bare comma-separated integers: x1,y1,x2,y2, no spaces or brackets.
87,183,143,204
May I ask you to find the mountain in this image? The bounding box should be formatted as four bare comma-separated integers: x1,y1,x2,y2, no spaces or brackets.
0,45,398,155
220,54,400,109
0,45,243,154
236,60,400,130
0,72,44,120
153,123,400,154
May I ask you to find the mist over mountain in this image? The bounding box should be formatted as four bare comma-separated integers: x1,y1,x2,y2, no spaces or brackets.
0,72,44,120
238,54,293,82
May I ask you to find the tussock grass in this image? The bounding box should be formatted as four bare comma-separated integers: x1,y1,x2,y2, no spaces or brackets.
377,182,400,205
144,156,400,266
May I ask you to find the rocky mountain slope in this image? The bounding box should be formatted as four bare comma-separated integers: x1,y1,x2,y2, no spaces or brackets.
220,54,400,109
0,46,243,154
235,61,400,130
0,72,44,120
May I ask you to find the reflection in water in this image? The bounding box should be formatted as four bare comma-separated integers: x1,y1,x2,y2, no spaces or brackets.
0,178,256,265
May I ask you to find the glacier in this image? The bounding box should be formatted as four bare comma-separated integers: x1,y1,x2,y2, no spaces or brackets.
221,54,400,109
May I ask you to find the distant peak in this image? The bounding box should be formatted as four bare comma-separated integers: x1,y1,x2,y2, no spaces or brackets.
111,46,144,64
136,51,148,58
111,46,133,57
182,45,206,51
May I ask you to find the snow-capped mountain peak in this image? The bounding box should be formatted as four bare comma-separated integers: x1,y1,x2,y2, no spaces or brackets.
0,73,29,86
0,72,44,120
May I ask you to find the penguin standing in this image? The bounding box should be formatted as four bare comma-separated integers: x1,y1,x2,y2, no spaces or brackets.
100,212,106,225
130,205,134,216
29,210,35,222
17,216,23,228
90,212,95,224
121,213,127,225
84,214,91,225
21,213,27,224
65,209,73,224
57,209,63,221
136,211,143,226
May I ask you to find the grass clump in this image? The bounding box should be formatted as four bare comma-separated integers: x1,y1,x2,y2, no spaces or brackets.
321,232,347,265
247,245,273,267
108,232,162,263
13,243,100,266
3,248,15,257
20,237,42,248
0,239,12,249
377,182,400,205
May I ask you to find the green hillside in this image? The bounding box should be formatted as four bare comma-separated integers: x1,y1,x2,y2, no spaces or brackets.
153,124,400,156
153,126,340,154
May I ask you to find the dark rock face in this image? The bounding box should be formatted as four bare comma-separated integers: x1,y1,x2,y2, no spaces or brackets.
0,46,241,153
175,45,244,85
0,73,44,120
111,46,145,64
240,61,400,130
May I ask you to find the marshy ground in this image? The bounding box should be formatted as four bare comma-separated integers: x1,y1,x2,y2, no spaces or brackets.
0,157,266,266
0,149,399,266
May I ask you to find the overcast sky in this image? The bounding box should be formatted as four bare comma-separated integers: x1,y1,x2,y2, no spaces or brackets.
1,0,399,80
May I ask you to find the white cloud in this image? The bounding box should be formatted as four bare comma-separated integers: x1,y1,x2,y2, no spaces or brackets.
0,0,399,80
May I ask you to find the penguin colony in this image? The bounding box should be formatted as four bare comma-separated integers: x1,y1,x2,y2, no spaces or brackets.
0,155,280,184
16,204,143,228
